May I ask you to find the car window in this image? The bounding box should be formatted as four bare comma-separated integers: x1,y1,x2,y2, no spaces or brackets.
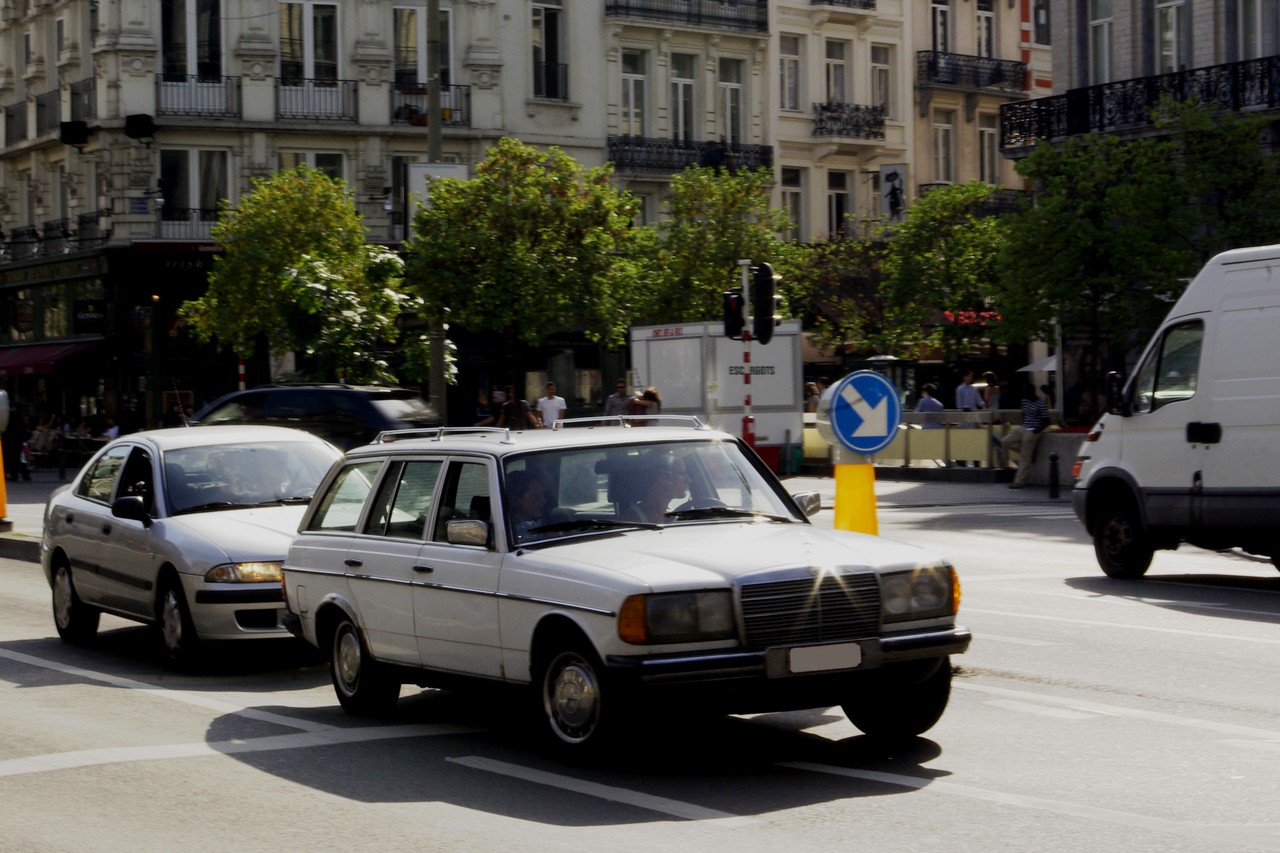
198,392,265,424
432,460,491,542
118,448,155,515
1130,320,1203,414
363,460,443,539
306,461,384,531
76,445,131,503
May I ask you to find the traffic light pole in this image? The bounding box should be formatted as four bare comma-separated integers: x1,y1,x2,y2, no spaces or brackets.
738,259,755,448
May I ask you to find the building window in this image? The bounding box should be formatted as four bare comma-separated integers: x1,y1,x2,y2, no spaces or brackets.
280,152,344,181
280,2,338,83
780,36,800,112
719,58,744,146
976,0,994,58
781,167,803,241
979,113,999,184
24,31,33,68
1239,0,1280,60
932,0,950,53
871,44,893,120
1088,0,1112,85
1155,1,1187,73
1033,0,1051,45
55,18,65,58
393,5,453,87
621,49,646,137
159,149,229,217
825,41,847,103
163,0,222,80
827,171,850,237
933,109,954,183
671,53,697,143
532,0,566,99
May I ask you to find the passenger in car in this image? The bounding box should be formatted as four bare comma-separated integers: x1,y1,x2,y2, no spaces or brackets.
507,470,551,542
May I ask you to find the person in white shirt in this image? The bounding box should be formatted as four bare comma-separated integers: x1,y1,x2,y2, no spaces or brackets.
536,382,567,428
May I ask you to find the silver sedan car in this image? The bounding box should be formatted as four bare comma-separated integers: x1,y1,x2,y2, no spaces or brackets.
41,425,341,666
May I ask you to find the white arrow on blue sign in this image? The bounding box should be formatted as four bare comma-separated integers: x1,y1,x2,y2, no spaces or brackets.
828,370,902,454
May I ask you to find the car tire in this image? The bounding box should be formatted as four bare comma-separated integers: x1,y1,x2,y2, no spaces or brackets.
537,642,613,752
51,561,100,645
330,618,399,716
842,657,952,739
158,576,201,669
1093,495,1154,579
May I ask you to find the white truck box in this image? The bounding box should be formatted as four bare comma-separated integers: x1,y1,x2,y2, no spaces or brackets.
1072,244,1280,577
629,320,804,471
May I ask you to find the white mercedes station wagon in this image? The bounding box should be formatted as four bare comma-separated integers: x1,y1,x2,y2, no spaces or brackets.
283,418,970,751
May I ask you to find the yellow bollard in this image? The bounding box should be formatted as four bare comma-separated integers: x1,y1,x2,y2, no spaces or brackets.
833,460,877,535
0,436,8,521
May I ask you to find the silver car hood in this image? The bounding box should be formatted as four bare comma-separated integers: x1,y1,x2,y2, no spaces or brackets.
163,506,307,563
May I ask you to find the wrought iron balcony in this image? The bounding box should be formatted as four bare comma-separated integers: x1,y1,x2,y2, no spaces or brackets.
917,51,1027,95
35,89,60,136
158,74,242,117
70,78,97,122
919,183,1029,216
533,62,569,100
812,102,885,140
7,225,40,260
4,101,26,147
276,78,358,121
158,207,218,241
608,136,772,172
77,211,109,247
1001,55,1280,151
812,0,875,8
42,219,73,254
604,0,767,33
391,83,471,127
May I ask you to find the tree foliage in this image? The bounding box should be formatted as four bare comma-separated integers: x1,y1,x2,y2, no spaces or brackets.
787,236,885,351
181,166,417,382
403,137,643,349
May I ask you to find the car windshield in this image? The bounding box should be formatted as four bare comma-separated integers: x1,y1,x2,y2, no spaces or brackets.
503,439,802,545
163,441,338,514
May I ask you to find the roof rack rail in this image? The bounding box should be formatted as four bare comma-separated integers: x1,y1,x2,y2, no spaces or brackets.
373,426,515,444
553,415,707,430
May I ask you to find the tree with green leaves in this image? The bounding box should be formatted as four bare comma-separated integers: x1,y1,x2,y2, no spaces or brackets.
787,235,885,353
403,137,643,351
181,166,420,383
878,181,1011,356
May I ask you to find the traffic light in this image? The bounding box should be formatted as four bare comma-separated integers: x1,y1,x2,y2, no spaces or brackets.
723,288,745,340
752,263,782,345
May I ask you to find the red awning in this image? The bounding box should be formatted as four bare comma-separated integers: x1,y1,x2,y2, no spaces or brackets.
0,341,100,376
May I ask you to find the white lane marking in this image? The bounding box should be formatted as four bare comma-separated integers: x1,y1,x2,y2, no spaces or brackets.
963,607,1280,645
1219,739,1280,754
971,633,1059,646
984,698,1096,720
0,646,330,731
447,756,758,827
778,762,1279,844
0,723,480,778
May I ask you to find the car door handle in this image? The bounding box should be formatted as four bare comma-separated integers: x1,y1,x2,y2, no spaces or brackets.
344,559,363,568
66,512,75,524
102,524,112,535
412,564,434,573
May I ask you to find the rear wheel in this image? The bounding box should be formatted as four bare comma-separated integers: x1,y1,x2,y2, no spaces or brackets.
330,618,399,716
842,657,952,739
158,576,201,668
1093,495,1154,578
51,561,100,645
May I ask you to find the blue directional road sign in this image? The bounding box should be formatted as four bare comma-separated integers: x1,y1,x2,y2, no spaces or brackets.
828,370,902,454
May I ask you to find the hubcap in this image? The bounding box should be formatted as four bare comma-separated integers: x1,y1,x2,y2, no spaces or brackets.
1103,517,1132,556
336,628,362,693
161,589,183,654
546,655,600,742
53,567,73,628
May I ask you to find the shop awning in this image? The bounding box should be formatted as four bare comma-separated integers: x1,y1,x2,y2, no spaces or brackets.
0,341,100,376
1017,353,1059,373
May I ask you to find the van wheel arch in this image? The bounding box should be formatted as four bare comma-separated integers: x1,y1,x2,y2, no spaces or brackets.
1088,482,1155,578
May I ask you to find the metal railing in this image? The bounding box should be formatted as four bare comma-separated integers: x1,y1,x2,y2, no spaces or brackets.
918,184,1030,216
42,219,72,254
604,0,767,32
77,211,109,247
1001,54,1280,151
4,101,27,147
607,136,773,172
158,74,242,117
158,207,219,241
812,102,885,139
390,83,471,127
812,0,874,8
35,89,60,136
276,78,358,121
917,51,1027,95
533,62,568,100
8,225,39,260
70,78,96,121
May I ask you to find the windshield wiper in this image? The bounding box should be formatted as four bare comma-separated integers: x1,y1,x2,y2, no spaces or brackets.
531,518,662,533
663,506,794,523
174,501,250,514
248,496,313,507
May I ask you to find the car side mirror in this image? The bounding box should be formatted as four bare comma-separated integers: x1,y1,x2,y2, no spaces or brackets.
112,495,152,527
791,491,822,518
1105,371,1128,416
446,518,489,547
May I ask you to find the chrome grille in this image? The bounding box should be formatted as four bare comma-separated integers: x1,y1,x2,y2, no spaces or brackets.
740,571,880,648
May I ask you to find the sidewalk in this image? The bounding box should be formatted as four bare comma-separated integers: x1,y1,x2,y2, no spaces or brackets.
0,466,1069,565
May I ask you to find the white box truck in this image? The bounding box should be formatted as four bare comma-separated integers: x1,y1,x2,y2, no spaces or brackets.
629,320,804,472
1072,244,1280,577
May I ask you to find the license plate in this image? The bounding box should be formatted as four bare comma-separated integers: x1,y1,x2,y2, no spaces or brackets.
788,641,863,674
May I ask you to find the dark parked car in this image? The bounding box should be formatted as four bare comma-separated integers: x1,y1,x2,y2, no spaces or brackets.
192,384,440,450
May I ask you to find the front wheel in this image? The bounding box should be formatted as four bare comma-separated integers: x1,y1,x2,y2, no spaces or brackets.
52,562,100,645
158,577,201,668
537,643,612,751
842,657,952,739
1093,496,1154,578
330,618,399,716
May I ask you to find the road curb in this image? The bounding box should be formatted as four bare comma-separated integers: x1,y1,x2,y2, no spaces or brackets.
0,536,40,564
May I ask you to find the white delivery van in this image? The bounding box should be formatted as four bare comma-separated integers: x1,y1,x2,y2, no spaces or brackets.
1072,244,1280,577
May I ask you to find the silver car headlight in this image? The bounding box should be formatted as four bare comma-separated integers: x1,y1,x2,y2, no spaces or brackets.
205,561,284,584
881,563,958,623
618,590,736,645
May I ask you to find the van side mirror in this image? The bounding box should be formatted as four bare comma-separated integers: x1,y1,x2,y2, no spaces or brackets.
1105,371,1128,416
